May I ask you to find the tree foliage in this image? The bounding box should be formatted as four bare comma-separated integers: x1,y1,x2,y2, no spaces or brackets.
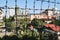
53,20,60,26
31,18,44,28
3,16,14,22
3,16,14,31
20,18,30,29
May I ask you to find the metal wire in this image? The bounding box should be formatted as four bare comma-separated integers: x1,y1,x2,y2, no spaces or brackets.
25,0,27,15
54,0,56,8
0,0,60,12
5,0,8,35
48,0,50,9
33,0,35,14
15,0,18,35
0,0,60,40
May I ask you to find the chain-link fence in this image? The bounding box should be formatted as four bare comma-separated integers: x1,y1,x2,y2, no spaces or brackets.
0,0,60,40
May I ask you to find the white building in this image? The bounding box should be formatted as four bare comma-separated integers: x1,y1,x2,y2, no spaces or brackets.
0,8,5,32
15,7,22,15
0,9,3,22
9,9,15,16
22,9,28,15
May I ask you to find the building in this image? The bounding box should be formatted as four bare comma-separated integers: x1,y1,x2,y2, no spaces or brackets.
22,9,28,15
0,8,5,32
29,8,60,24
14,7,29,20
0,9,3,20
9,9,15,16
44,24,60,40
14,15,30,20
30,13,48,20
14,8,60,23
15,7,21,15
30,9,59,21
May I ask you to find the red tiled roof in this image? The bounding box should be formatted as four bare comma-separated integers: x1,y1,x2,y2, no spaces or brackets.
44,24,60,32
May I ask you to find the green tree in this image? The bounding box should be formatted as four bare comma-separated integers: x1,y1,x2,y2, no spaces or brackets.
3,16,14,22
8,16,14,22
31,18,44,28
17,18,30,36
31,18,46,40
3,16,14,32
53,20,60,26
20,18,30,29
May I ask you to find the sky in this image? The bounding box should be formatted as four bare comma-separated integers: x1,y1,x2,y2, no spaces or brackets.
0,0,60,17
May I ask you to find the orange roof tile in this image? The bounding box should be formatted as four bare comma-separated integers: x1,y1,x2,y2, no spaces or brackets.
44,24,60,32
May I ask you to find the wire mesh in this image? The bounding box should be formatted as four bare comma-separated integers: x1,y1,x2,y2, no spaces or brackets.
0,0,60,40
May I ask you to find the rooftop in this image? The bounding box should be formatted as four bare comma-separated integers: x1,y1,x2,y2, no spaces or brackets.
44,24,60,32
